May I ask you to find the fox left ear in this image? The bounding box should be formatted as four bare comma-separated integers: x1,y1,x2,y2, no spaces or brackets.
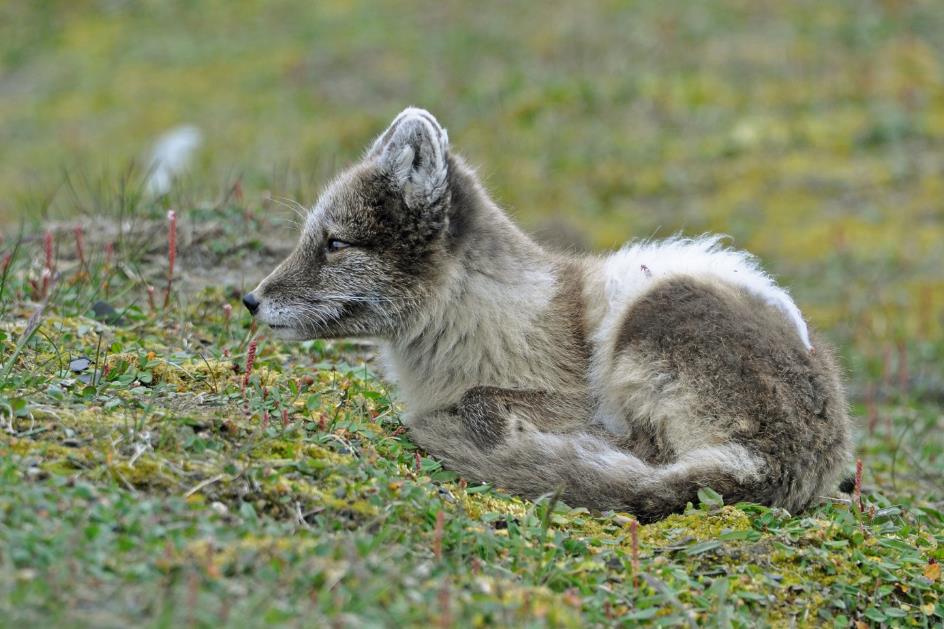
370,107,449,209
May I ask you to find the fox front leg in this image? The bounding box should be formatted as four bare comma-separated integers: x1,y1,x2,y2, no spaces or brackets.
407,386,589,464
404,389,539,484
453,386,518,451
456,386,589,448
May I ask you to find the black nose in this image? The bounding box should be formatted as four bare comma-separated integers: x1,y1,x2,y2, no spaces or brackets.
242,292,260,315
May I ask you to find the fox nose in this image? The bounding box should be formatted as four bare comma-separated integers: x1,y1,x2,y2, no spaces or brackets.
242,292,260,315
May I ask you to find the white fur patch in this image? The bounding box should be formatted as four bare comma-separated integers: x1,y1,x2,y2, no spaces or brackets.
599,235,812,350
588,235,812,436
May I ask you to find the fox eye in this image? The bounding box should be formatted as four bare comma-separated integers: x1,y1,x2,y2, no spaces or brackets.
326,238,352,253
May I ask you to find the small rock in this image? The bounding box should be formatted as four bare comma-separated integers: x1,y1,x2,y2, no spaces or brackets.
68,357,92,373
92,301,126,325
211,502,228,515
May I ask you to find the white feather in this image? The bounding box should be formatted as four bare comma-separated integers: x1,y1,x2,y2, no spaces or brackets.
145,125,202,195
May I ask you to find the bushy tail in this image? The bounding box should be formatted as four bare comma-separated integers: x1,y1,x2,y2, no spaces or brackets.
410,416,767,523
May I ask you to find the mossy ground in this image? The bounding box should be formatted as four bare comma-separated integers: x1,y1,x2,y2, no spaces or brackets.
0,201,941,629
2,1,944,627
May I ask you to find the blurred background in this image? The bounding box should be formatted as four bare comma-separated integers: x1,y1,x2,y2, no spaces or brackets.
1,0,943,354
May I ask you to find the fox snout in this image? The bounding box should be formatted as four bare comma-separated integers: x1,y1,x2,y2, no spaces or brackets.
242,292,260,315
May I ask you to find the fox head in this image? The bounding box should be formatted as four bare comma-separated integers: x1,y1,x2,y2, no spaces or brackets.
244,108,469,340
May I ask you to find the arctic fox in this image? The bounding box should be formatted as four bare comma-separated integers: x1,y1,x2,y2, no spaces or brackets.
245,108,852,522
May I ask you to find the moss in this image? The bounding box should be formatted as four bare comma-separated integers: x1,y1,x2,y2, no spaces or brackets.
176,535,330,578
104,352,280,392
249,439,301,460
458,490,530,520
450,574,584,627
638,506,752,547
262,473,379,518
7,439,89,464
2,314,103,344
249,440,351,466
2,438,33,456
105,456,177,489
35,406,130,430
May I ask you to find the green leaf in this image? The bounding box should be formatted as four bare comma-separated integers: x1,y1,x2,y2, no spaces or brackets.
239,502,257,523
11,397,29,417
623,608,658,620
863,608,886,622
824,540,849,549
685,540,722,556
697,486,724,508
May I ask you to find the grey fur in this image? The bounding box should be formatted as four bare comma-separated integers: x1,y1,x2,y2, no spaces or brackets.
247,108,853,523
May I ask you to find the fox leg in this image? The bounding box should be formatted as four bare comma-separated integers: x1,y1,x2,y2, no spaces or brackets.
453,386,589,449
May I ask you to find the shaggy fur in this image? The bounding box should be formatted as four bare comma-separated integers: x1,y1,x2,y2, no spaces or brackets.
246,107,852,522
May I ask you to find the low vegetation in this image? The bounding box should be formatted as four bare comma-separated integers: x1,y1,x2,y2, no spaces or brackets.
0,198,941,626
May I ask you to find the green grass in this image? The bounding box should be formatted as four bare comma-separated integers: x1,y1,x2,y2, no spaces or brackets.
1,1,943,626
0,190,942,627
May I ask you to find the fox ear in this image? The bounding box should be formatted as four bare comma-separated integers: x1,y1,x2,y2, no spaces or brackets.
370,107,449,209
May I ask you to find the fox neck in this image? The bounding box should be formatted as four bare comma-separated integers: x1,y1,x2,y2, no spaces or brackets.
382,175,558,416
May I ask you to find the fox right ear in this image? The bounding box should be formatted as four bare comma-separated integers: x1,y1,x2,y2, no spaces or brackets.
369,107,449,210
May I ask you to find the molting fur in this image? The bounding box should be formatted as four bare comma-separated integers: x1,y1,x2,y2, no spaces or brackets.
247,107,852,522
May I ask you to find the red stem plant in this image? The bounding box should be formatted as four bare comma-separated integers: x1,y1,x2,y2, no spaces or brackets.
242,339,258,396
433,510,445,560
163,210,177,308
43,230,53,271
74,226,86,268
220,303,233,343
896,341,909,395
854,457,863,512
40,230,54,299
